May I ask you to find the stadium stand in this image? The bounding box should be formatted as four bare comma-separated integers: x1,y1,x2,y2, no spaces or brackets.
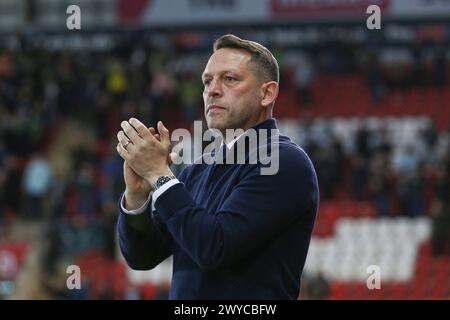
1,10,449,299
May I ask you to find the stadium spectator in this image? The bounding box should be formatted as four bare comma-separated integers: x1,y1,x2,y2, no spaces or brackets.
364,45,385,103
370,151,393,217
22,151,53,219
431,199,450,256
431,165,450,255
294,53,315,106
179,71,201,125
432,44,447,87
351,153,369,201
299,272,330,300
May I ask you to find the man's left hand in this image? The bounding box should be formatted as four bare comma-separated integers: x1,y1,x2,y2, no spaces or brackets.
117,118,174,186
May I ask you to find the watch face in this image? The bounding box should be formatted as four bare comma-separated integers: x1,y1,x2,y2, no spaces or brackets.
158,177,169,186
156,176,174,189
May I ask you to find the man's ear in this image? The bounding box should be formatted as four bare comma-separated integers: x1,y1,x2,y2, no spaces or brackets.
260,81,279,108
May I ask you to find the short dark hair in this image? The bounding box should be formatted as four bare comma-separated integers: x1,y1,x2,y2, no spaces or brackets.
213,34,279,84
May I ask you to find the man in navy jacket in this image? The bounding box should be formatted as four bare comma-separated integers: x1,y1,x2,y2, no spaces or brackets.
116,34,319,299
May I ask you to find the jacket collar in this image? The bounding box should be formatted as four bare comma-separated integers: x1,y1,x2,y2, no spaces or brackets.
214,118,280,164
252,118,278,131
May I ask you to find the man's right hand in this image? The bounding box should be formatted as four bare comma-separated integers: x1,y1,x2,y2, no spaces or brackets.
122,126,177,210
123,160,152,210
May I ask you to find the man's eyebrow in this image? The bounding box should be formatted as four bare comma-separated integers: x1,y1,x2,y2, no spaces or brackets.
202,70,239,79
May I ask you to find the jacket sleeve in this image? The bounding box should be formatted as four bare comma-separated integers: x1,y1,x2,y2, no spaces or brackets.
153,146,319,271
117,196,173,270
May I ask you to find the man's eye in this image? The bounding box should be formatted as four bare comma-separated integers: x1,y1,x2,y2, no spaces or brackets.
203,80,211,86
225,76,236,82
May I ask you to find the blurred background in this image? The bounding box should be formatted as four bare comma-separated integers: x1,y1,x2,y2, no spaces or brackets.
0,0,449,300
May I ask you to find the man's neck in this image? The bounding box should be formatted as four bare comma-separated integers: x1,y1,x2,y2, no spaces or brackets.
222,117,274,148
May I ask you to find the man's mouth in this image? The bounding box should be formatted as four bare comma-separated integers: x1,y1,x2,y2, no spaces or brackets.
207,104,226,113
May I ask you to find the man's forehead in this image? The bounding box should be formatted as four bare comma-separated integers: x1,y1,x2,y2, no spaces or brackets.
202,65,243,78
202,48,251,76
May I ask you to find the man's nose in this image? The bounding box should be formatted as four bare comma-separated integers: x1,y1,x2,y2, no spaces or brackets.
207,79,222,97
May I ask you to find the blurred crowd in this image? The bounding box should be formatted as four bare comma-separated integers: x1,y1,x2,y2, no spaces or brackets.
0,32,449,299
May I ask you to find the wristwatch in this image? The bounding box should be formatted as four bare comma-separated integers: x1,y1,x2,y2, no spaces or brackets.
152,175,176,191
